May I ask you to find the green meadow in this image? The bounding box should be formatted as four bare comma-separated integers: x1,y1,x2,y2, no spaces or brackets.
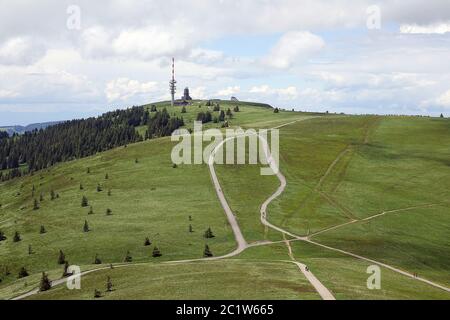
1,100,449,300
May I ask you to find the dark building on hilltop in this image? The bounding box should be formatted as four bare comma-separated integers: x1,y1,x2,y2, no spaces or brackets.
182,87,192,101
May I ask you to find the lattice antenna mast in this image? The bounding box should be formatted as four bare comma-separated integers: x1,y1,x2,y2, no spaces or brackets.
169,58,177,107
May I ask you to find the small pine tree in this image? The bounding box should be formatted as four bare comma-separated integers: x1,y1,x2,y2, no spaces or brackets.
172,163,178,168
94,289,102,298
106,276,113,292
18,267,29,278
81,195,88,207
94,254,102,264
97,184,103,192
13,231,21,242
58,250,66,264
106,208,112,216
204,244,213,257
233,105,240,112
28,244,33,255
80,183,84,190
0,230,6,241
87,167,90,174
135,158,139,164
226,108,232,118
274,108,279,113
204,227,215,239
107,189,112,196
88,206,94,215
440,113,444,118
50,190,56,200
124,251,132,262
152,246,162,257
189,215,192,221
39,193,44,202
189,224,193,233
181,106,187,113
39,272,52,291
105,173,109,180
83,220,90,232
144,237,151,246
33,198,40,210
39,225,46,234
62,261,71,277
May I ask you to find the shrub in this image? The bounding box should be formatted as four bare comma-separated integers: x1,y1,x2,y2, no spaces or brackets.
18,267,29,278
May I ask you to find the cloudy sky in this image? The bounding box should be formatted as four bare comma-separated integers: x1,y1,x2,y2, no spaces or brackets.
1,0,450,125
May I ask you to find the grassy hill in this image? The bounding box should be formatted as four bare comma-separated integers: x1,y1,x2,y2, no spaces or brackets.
0,100,449,300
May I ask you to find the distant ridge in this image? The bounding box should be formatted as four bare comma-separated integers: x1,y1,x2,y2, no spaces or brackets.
0,121,64,135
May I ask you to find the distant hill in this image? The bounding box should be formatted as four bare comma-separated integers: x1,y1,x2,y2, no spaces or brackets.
0,121,65,136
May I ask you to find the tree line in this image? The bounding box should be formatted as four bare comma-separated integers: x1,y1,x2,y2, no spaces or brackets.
0,106,183,181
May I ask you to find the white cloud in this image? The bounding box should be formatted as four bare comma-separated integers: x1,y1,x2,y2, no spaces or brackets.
264,31,325,69
215,86,240,97
190,86,207,100
0,37,45,65
400,22,450,34
105,78,160,102
249,85,298,100
436,89,450,108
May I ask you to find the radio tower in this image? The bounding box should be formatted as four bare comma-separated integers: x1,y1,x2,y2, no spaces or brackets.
169,58,177,107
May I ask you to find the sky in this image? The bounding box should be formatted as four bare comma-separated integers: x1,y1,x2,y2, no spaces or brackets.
1,0,450,126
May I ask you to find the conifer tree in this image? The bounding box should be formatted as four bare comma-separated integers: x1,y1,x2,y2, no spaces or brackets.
106,276,113,292
274,108,279,113
40,272,52,291
94,289,102,298
108,189,112,196
39,225,46,234
58,250,66,264
80,183,84,190
219,110,225,122
39,193,44,202
81,195,88,207
87,167,90,174
62,261,71,277
189,225,193,233
204,244,213,257
83,220,90,232
18,267,29,278
105,173,109,180
13,231,21,242
88,206,94,215
0,230,6,241
144,237,151,246
441,113,444,118
233,105,240,112
94,254,102,264
97,183,103,192
28,244,33,255
33,198,40,210
181,106,187,114
50,190,56,200
106,208,112,216
204,227,215,239
124,251,132,262
152,246,162,257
